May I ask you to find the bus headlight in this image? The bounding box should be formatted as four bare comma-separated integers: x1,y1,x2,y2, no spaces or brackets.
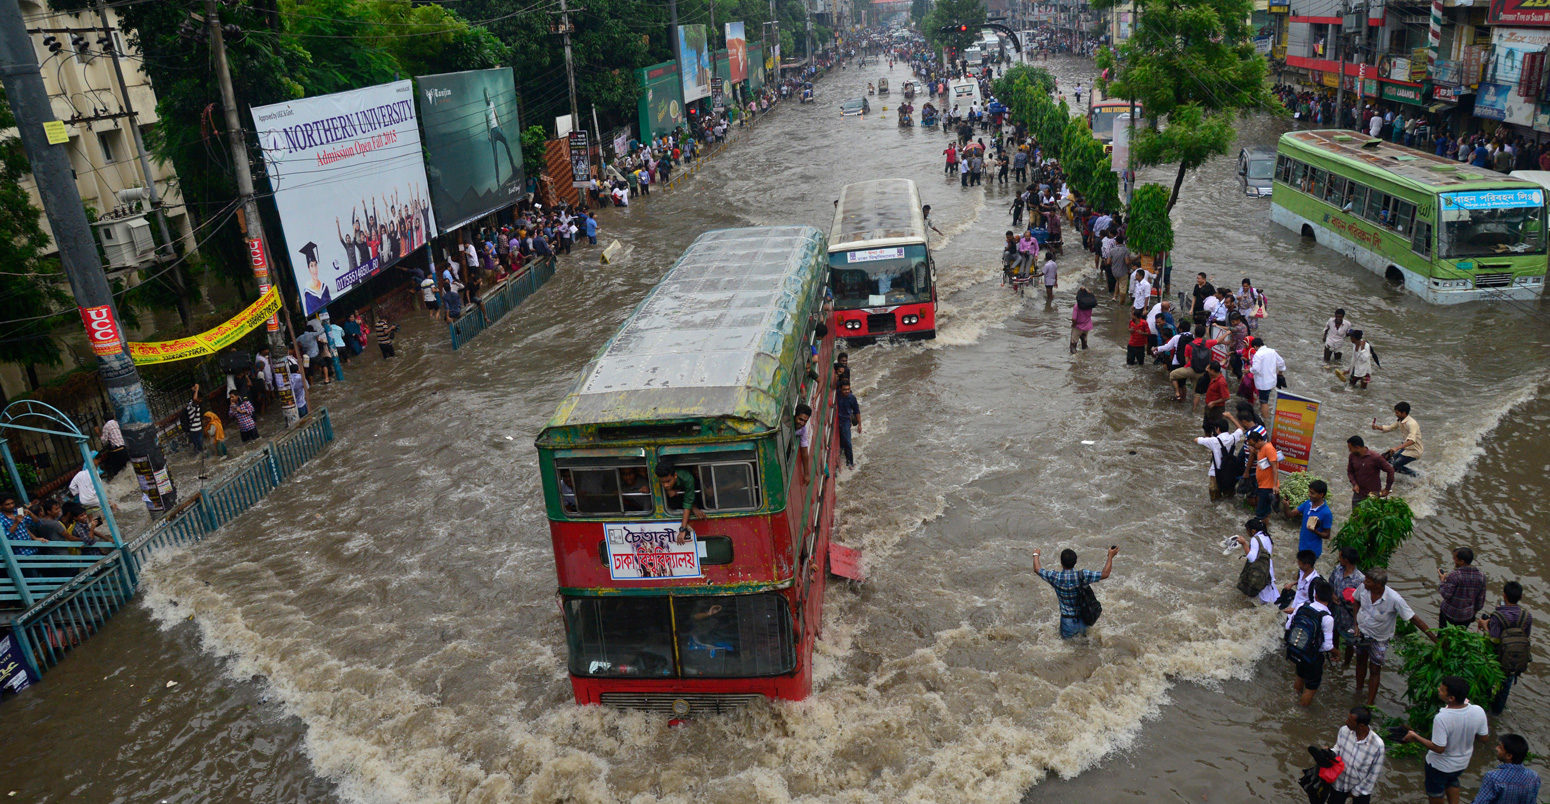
844,319,862,330
901,314,920,325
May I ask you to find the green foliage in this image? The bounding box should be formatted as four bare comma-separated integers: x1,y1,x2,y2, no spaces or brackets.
521,125,550,183
1334,496,1414,570
1062,119,1121,211
0,86,69,371
1277,471,1324,512
996,65,1057,95
911,0,931,22
1126,183,1173,256
1098,0,1278,209
1394,626,1504,743
924,0,987,52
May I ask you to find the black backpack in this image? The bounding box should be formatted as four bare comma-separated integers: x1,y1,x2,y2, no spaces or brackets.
1076,288,1097,311
1490,610,1533,675
1074,575,1102,626
1188,342,1212,372
1213,434,1244,495
1285,603,1324,664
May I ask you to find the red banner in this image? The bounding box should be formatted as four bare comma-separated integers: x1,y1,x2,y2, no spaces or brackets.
78,304,124,356
1489,0,1550,27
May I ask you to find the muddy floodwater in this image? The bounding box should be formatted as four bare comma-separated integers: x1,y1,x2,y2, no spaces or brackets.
2,56,1545,803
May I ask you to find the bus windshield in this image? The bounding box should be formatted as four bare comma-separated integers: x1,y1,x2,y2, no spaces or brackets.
1089,108,1129,140
565,594,796,678
1438,197,1547,259
829,244,931,309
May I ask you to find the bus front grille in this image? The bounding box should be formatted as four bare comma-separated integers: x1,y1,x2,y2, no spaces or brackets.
866,312,897,333
599,692,766,716
1474,272,1513,289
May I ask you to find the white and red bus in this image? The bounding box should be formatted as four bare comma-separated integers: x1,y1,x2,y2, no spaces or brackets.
535,226,841,714
828,178,937,341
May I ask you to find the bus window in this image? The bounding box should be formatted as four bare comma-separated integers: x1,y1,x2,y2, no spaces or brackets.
565,597,675,677
557,460,653,515
675,594,797,677
1346,184,1367,215
1310,169,1328,199
1276,155,1292,183
1323,176,1346,206
1364,190,1387,224
1289,162,1307,192
1411,220,1432,257
829,245,932,309
1391,200,1415,234
665,450,762,512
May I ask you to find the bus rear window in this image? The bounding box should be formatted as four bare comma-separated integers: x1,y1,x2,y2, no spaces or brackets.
557,460,652,516
664,450,762,512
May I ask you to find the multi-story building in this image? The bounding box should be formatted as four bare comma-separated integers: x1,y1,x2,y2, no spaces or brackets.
3,0,198,398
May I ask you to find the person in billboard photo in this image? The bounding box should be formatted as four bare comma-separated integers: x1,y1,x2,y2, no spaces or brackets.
484,88,518,186
298,241,332,312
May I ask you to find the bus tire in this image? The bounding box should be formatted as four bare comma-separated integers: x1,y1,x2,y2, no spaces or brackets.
1384,266,1404,284
1299,224,1315,239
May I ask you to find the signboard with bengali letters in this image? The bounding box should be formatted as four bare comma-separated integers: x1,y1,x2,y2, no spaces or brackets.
604,521,704,580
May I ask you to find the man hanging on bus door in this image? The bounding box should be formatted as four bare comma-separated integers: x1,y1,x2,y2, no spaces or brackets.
657,462,705,543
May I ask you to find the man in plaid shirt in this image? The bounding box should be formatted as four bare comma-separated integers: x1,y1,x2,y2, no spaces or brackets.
1438,547,1488,628
1471,734,1541,804
1033,546,1118,639
1329,706,1386,803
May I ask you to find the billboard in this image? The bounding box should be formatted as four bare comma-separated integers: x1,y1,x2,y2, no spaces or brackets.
416,67,524,232
567,131,591,188
637,61,683,141
726,22,748,82
252,80,435,317
749,42,765,92
679,24,711,103
1270,391,1321,474
1489,0,1550,26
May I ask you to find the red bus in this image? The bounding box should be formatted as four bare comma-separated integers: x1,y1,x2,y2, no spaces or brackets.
828,179,937,341
535,226,841,715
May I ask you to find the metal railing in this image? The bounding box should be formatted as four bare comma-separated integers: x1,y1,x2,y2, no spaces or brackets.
448,257,559,350
3,410,334,684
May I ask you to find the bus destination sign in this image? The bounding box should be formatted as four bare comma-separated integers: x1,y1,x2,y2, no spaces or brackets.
604,521,704,580
846,247,906,263
1441,189,1545,210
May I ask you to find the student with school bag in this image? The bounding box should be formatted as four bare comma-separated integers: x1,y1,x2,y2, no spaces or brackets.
1285,578,1337,706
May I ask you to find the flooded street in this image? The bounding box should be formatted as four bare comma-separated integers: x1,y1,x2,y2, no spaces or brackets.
1,56,1546,802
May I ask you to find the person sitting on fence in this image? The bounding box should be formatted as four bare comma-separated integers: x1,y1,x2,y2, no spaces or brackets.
97,417,129,480
1,494,46,559
227,390,260,443
67,455,112,518
60,501,110,556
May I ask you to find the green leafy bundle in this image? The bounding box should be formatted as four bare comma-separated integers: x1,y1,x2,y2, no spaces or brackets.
1334,496,1413,569
1393,626,1504,749
1278,472,1324,511
1127,184,1174,256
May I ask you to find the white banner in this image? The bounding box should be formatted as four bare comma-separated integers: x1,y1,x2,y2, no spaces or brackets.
252,80,436,317
604,521,703,580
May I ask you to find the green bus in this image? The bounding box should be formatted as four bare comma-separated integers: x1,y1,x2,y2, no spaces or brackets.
1271,130,1547,304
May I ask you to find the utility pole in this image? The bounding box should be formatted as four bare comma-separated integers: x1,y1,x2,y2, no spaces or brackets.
805,0,814,65
205,0,298,426
1334,3,1346,131
670,0,682,125
554,0,581,134
0,0,176,510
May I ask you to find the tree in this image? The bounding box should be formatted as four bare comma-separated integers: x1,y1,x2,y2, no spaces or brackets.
924,0,986,53
1126,183,1173,257
0,86,69,383
911,0,930,23
1094,0,1278,210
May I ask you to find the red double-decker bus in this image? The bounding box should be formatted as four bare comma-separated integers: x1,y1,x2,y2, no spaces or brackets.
535,226,841,715
828,178,937,341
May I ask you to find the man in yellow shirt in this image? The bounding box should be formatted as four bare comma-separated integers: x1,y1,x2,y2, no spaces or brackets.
1372,401,1421,476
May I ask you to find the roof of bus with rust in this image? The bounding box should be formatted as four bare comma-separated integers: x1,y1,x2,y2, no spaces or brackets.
1281,130,1543,192
828,179,925,248
540,226,827,436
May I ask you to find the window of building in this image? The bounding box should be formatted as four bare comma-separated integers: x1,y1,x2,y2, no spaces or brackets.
97,130,118,163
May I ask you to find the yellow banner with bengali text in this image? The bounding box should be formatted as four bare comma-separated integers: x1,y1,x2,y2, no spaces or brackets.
127,286,282,365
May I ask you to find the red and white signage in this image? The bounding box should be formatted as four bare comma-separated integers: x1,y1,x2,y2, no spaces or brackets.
78,304,125,356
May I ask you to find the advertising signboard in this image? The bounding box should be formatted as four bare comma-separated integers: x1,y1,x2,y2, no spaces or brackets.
637,61,684,142
1488,0,1550,27
252,80,435,317
416,67,524,232
679,24,712,103
726,22,748,82
1270,391,1321,474
567,130,591,188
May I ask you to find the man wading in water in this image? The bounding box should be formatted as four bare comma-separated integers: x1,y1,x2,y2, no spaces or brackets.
1033,546,1118,639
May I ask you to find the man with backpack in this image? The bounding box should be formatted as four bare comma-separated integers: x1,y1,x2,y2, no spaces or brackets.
1033,545,1119,639
1478,580,1532,715
1285,577,1336,706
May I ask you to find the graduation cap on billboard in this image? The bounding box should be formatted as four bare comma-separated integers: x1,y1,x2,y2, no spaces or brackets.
299,241,319,267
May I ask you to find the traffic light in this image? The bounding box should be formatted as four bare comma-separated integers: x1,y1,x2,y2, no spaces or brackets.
958,25,968,32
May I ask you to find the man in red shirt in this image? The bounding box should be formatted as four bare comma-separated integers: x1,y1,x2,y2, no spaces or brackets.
1203,361,1232,422
1126,309,1149,365
1345,435,1395,512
